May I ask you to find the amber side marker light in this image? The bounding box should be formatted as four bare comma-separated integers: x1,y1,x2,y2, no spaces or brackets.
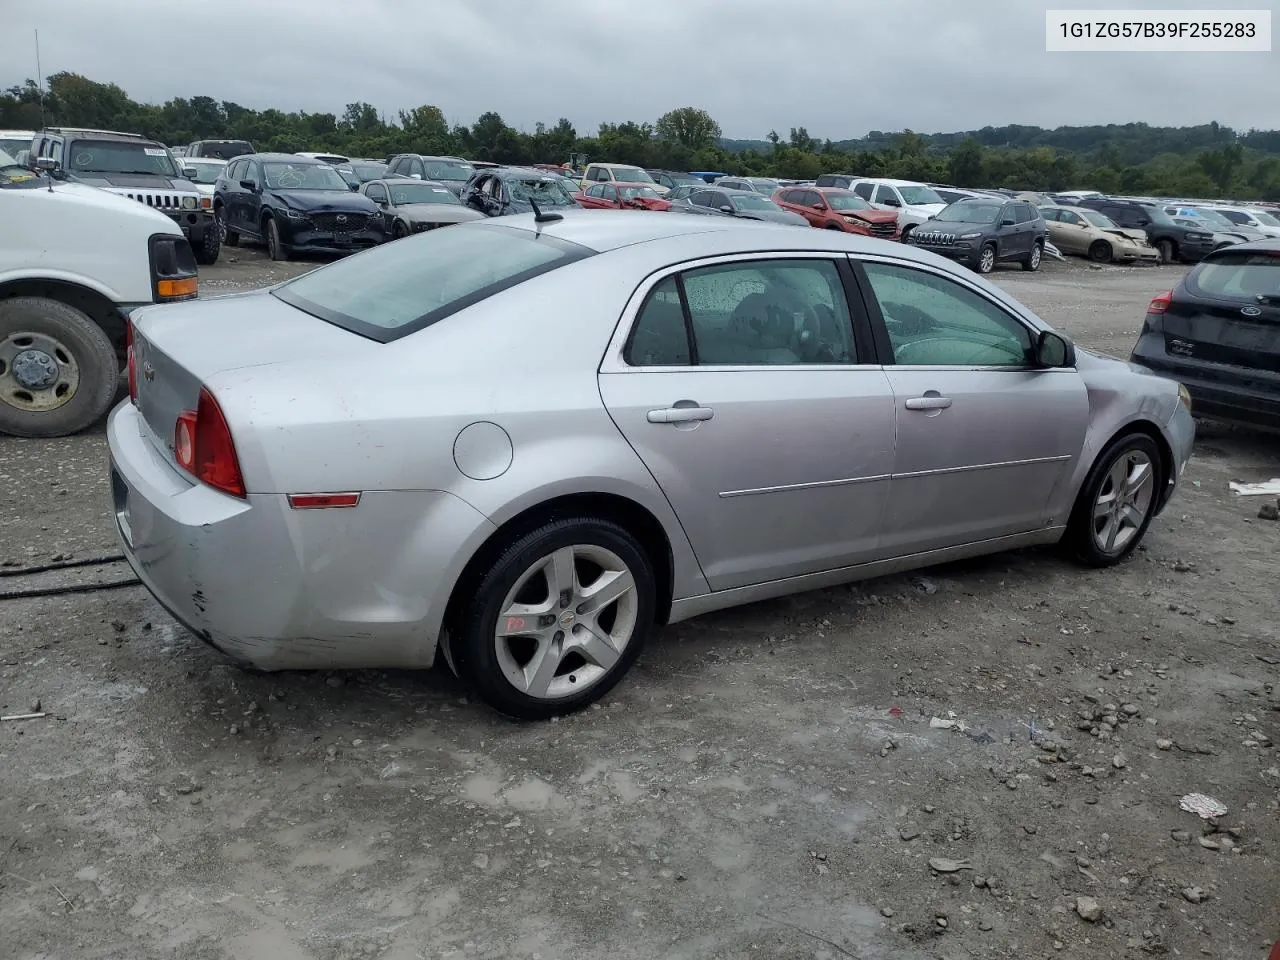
288,493,362,509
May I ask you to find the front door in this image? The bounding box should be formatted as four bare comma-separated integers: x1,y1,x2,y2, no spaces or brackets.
855,258,1089,555
599,256,896,591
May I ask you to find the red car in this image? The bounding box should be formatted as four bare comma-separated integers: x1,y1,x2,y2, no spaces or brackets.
773,186,900,239
577,182,672,211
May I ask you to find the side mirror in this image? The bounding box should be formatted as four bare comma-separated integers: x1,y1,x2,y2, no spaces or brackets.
1001,217,1016,226
239,179,259,192
35,157,58,172
1035,330,1075,368
181,166,197,179
410,172,422,179
719,204,734,214
349,182,359,191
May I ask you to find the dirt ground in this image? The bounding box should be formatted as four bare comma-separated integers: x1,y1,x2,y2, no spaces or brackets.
2,247,1279,960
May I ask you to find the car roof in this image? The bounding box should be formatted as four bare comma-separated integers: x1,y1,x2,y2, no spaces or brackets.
187,157,227,164
853,177,928,187
491,166,571,179
374,178,448,189
248,153,328,164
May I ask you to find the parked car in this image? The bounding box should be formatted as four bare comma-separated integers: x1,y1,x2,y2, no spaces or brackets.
214,153,384,261
814,174,860,190
296,151,350,165
848,178,947,239
28,127,220,265
1040,205,1159,264
1164,206,1269,243
715,176,782,195
350,160,389,184
1208,204,1280,238
1076,198,1231,263
688,171,728,183
670,186,809,226
460,166,582,217
648,170,705,191
579,163,668,195
932,187,998,205
107,211,1194,719
360,178,486,238
182,157,227,198
1130,240,1280,429
665,184,701,202
577,183,671,211
906,198,1047,274
772,186,899,238
0,129,36,165
186,139,253,161
385,155,476,196
1,147,198,437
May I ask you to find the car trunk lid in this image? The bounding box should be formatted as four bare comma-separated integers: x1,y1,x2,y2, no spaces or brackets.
1165,251,1280,372
130,290,378,470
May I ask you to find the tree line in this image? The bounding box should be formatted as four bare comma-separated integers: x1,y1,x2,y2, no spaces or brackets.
3,72,1279,200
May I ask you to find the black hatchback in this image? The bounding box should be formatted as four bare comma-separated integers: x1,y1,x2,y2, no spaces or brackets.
1130,241,1280,429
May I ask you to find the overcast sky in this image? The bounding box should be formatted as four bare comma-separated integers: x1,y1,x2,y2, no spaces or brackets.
2,0,1276,140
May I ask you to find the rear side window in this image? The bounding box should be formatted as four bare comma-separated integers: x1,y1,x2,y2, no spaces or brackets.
853,182,874,200
1187,252,1280,301
273,224,594,342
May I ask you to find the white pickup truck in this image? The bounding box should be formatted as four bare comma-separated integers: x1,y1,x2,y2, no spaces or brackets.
0,149,200,437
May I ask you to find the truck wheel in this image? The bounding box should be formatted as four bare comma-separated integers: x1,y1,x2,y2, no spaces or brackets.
0,297,119,438
194,225,221,266
216,206,239,246
266,217,290,261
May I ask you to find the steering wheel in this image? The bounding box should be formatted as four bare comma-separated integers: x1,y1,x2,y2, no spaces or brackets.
793,303,836,362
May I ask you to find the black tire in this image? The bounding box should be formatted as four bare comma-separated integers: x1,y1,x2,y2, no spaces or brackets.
1021,240,1043,272
976,242,997,274
393,221,409,240
824,222,844,230
1088,239,1113,263
1157,239,1176,264
0,297,119,438
899,224,915,243
216,205,239,246
450,516,657,720
194,225,221,266
1063,432,1163,567
266,217,289,261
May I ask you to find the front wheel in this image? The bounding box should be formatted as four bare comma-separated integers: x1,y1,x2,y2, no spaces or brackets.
194,225,221,266
393,221,409,240
266,217,289,261
0,297,118,438
1157,239,1176,264
449,517,656,719
976,243,997,274
899,224,915,243
1064,433,1163,567
216,206,239,246
1088,240,1113,263
1021,241,1043,272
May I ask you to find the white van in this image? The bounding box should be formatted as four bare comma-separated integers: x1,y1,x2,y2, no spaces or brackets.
0,150,199,437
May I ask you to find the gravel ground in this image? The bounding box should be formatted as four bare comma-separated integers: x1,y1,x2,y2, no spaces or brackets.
2,248,1279,960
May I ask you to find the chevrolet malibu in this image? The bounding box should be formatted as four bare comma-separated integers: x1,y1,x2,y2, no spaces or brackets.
109,212,1195,719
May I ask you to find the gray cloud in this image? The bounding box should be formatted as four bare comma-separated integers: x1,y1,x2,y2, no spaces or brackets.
3,0,1275,140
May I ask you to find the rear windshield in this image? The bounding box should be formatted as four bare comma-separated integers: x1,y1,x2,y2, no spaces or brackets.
272,223,594,342
1188,252,1280,301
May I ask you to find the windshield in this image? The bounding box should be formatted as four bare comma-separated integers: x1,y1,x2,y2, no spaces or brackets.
68,139,179,177
1192,208,1240,229
898,185,944,206
508,177,577,206
0,147,37,185
273,224,593,341
424,160,474,182
387,182,460,205
749,179,780,192
1081,210,1118,228
198,141,252,160
730,194,777,211
936,200,1003,224
826,193,871,211
0,137,30,158
611,167,655,184
263,162,349,191
184,160,225,184
352,162,387,182
1189,251,1280,300
619,185,660,200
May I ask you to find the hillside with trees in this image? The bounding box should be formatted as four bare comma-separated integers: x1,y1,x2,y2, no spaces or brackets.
3,73,1278,200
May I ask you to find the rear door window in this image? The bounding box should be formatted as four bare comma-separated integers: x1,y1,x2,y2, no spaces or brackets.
853,182,874,200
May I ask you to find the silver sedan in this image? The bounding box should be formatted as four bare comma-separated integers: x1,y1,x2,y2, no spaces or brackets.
108,211,1195,719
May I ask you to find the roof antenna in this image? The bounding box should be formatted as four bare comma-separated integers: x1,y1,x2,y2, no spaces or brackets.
34,29,46,129
528,197,563,234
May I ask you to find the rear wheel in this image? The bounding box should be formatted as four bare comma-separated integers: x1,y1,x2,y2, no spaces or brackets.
450,517,656,719
0,297,118,438
1064,433,1162,567
266,217,289,261
1021,241,1043,272
1088,240,1113,263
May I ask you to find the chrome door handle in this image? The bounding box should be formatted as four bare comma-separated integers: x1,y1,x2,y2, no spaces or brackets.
647,406,714,424
904,396,953,411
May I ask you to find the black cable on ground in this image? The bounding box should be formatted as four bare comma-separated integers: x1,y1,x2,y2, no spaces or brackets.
0,577,141,602
0,555,127,578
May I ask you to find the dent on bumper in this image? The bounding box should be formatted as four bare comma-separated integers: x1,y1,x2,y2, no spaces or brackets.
107,402,495,671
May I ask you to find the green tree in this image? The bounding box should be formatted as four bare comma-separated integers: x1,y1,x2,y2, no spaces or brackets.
948,137,983,186
655,107,721,150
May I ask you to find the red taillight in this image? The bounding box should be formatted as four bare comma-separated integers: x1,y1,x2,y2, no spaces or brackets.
126,321,137,403
1148,291,1173,314
173,388,246,498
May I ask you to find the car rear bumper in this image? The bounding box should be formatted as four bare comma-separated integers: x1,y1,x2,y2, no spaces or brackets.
1130,339,1280,429
106,401,493,671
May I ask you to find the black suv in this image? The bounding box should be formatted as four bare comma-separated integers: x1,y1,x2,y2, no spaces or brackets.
1075,198,1220,264
906,198,1047,274
29,127,220,264
186,139,254,161
385,154,475,196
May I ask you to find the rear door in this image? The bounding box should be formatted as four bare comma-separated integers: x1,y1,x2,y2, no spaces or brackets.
598,255,895,591
1165,250,1280,374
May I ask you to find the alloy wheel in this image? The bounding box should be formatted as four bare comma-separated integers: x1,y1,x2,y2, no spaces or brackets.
493,544,639,701
1091,450,1155,555
979,246,996,273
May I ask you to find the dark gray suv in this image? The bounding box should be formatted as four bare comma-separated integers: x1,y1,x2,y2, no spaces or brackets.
906,198,1047,274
